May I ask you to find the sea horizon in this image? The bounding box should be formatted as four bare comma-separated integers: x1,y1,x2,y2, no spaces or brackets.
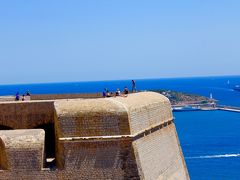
1,74,239,86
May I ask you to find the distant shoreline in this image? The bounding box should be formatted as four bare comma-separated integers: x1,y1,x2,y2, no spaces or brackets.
152,90,240,113
153,89,216,106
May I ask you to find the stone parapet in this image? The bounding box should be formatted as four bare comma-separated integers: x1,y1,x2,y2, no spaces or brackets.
0,101,54,129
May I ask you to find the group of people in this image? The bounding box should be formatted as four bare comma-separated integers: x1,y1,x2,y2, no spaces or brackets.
102,80,137,98
13,80,137,100
15,91,31,101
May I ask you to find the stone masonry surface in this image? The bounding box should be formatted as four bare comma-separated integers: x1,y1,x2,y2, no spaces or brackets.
0,92,189,180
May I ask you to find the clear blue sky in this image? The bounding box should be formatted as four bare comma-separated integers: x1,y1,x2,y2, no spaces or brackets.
0,0,239,84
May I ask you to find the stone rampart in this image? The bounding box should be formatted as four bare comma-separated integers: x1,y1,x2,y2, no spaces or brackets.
0,93,102,102
31,93,102,100
0,92,189,180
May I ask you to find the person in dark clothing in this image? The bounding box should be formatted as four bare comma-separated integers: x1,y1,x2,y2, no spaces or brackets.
15,92,20,101
123,87,129,96
115,88,121,96
103,88,109,98
26,90,31,96
102,91,106,98
22,94,25,101
102,89,106,98
132,80,137,93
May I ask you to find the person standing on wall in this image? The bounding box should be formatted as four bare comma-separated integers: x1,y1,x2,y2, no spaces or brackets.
132,80,137,93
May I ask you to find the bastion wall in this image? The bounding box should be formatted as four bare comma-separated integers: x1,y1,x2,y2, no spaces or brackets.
0,92,189,180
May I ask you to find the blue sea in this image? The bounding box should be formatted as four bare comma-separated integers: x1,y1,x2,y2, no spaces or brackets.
175,111,240,180
0,75,240,179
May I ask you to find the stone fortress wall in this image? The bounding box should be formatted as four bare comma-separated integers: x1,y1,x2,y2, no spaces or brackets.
0,92,189,180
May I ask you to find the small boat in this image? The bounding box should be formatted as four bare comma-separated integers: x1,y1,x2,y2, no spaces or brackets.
234,85,240,91
172,105,201,112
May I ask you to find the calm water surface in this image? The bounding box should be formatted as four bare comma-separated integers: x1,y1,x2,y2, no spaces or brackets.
174,111,240,180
